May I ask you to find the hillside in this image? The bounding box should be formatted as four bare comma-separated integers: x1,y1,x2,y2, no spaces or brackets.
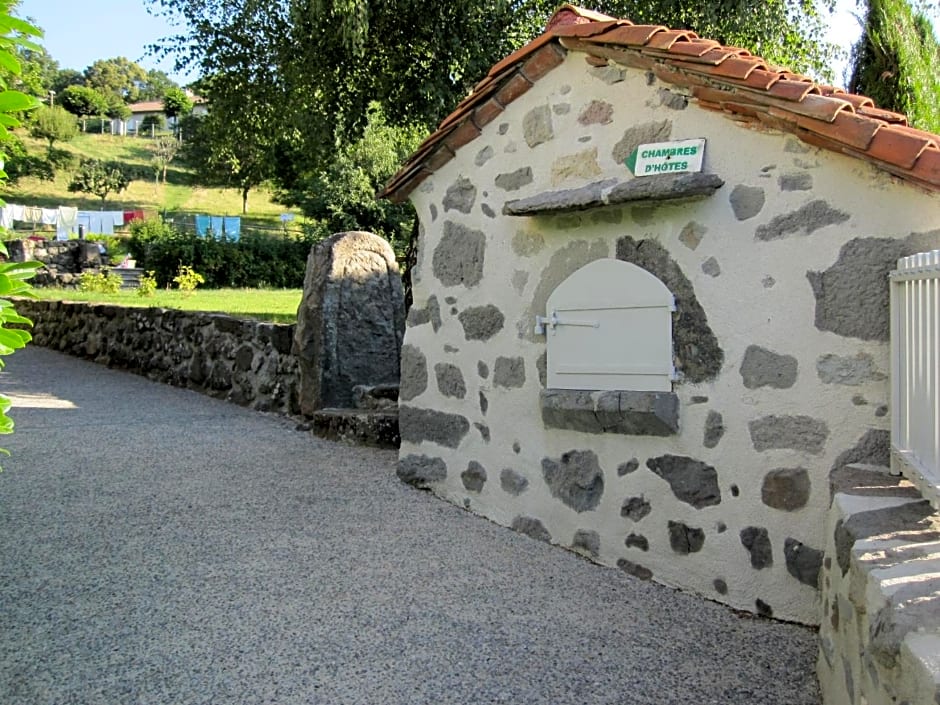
2,132,300,226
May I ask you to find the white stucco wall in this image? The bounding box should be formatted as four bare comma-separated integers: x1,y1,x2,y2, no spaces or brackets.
399,53,940,624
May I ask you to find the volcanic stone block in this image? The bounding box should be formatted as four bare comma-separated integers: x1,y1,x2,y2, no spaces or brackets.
433,221,486,288
461,461,487,492
540,389,678,436
493,357,526,388
435,363,467,399
572,529,600,557
294,231,405,414
739,345,798,389
784,538,823,587
749,415,829,454
399,345,428,402
761,468,811,511
646,455,721,508
741,526,773,569
512,516,552,543
398,454,447,487
443,176,477,213
399,406,470,449
458,305,505,341
500,468,529,496
541,450,605,513
668,521,705,554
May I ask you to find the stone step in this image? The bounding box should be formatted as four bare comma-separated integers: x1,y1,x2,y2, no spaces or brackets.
311,408,399,449
352,383,399,410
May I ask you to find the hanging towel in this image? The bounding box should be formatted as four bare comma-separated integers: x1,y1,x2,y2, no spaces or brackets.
210,216,224,239
41,208,58,225
21,206,42,223
0,205,13,230
58,206,78,228
10,204,24,222
123,210,145,224
195,215,210,237
222,217,241,242
103,211,124,228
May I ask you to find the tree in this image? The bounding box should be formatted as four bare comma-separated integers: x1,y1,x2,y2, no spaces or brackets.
68,159,132,202
59,84,109,118
106,100,131,121
849,0,940,132
138,69,177,101
0,0,45,452
83,56,148,104
149,134,179,183
162,86,192,131
12,46,57,98
28,104,77,151
51,67,82,94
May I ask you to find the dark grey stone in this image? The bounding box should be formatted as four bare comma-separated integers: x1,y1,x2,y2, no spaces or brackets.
616,236,723,383
293,231,405,414
755,200,850,241
756,600,774,618
511,230,545,256
433,221,486,288
443,176,477,214
537,351,547,388
541,450,605,513
397,454,447,487
701,257,721,277
740,345,798,389
458,305,504,341
429,204,438,221
603,173,724,206
434,362,466,399
572,529,599,557
477,361,489,379
807,234,940,341
479,391,488,415
690,396,709,404
741,527,773,569
511,516,551,543
351,383,399,410
495,167,534,192
475,146,494,166
553,103,571,115
500,468,529,496
512,442,521,454
406,295,441,332
749,415,829,454
713,579,728,595
762,468,811,511
779,172,813,191
399,345,428,402
540,389,679,436
625,533,649,551
612,120,671,165
493,356,525,389
461,461,487,492
817,352,886,385
668,521,705,555
481,203,496,219
762,276,775,288
784,538,823,588
503,179,616,215
657,88,688,110
729,185,765,221
618,458,639,476
834,500,939,575
646,455,721,509
445,297,457,305
704,411,724,449
398,406,470,449
523,104,554,148
234,345,254,372
312,408,399,449
617,558,652,580
473,423,490,442
875,404,888,417
621,496,651,522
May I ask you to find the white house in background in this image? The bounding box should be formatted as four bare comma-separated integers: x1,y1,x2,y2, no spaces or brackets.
111,92,208,136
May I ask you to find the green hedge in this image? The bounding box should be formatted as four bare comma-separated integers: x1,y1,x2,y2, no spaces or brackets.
128,218,317,289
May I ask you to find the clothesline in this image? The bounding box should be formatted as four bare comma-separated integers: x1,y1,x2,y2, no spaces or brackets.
0,205,146,239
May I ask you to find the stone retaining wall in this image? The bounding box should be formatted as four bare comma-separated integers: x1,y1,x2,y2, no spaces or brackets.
14,299,299,415
818,469,940,705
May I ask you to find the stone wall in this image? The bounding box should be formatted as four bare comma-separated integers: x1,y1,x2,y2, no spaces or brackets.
818,469,940,705
8,239,103,287
399,53,940,624
14,299,299,415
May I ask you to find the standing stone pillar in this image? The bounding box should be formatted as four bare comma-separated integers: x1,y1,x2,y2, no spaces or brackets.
293,231,405,415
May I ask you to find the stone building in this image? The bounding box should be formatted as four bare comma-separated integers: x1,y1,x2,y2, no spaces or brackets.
379,4,940,627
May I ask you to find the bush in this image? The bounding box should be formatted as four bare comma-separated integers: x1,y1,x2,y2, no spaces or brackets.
79,271,122,293
128,217,318,288
139,114,166,133
136,271,157,297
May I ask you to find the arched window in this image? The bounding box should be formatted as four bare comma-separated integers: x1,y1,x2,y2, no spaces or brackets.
539,258,675,392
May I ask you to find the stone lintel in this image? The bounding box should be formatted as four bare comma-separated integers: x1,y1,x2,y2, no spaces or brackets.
503,173,724,216
540,388,678,436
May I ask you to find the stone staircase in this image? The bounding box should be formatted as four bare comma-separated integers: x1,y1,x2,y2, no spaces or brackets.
311,384,400,449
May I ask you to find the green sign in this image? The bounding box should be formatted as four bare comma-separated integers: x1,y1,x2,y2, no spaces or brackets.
625,138,706,177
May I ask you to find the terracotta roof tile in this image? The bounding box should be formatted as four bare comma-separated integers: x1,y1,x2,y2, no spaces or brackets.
379,3,940,201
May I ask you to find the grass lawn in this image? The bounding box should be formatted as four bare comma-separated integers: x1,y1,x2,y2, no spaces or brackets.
33,288,303,324
3,133,299,221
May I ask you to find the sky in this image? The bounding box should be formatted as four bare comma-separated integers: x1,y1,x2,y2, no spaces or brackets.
18,0,196,85
14,0,934,92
